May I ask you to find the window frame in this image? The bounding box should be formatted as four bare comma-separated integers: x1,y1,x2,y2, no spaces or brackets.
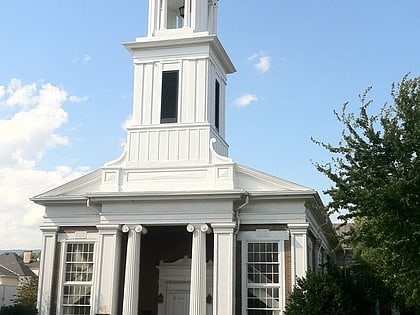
160,70,179,124
215,79,220,131
56,233,98,315
238,230,288,315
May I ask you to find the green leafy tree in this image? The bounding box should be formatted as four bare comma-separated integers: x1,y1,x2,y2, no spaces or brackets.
16,276,38,308
313,76,420,308
0,277,38,315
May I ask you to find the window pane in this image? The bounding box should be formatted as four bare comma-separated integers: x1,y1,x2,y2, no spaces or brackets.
161,70,179,123
247,287,280,310
215,80,220,130
63,243,94,315
246,242,281,313
247,242,280,284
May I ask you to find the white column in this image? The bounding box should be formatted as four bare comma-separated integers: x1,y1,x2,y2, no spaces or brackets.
37,225,58,315
94,224,121,315
122,224,147,315
211,223,236,315
187,223,211,315
288,223,309,287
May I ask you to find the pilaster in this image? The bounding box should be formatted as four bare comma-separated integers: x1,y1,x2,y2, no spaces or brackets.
187,223,211,315
288,223,309,287
37,225,58,315
211,223,236,315
94,224,122,315
122,224,147,315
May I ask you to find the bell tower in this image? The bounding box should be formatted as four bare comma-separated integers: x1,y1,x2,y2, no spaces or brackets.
147,0,219,36
101,0,235,192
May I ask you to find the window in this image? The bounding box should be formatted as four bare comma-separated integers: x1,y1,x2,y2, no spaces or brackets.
215,80,220,130
238,230,288,315
161,70,179,123
246,242,281,315
62,243,94,315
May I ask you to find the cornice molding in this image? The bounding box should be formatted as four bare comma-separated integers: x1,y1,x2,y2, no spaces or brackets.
124,34,235,74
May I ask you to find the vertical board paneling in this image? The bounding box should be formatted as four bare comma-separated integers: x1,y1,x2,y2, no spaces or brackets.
139,132,149,161
159,130,169,160
132,65,144,125
183,59,196,123
196,59,207,122
149,131,159,160
142,63,154,125
220,76,226,137
168,130,179,160
128,132,140,162
152,63,163,124
189,129,199,160
199,129,208,159
179,129,189,160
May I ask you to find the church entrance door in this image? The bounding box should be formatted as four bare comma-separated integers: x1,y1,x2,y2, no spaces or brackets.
166,282,190,315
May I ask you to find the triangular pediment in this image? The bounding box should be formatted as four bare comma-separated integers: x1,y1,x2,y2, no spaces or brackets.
234,164,315,193
32,162,315,203
32,170,102,200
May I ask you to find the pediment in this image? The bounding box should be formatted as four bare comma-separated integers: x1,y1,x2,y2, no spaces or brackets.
234,164,314,193
32,163,315,203
32,169,102,200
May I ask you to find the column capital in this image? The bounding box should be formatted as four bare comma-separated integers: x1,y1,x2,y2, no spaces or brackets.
40,225,59,233
122,224,148,234
187,223,211,234
288,223,309,234
96,224,120,233
211,222,236,234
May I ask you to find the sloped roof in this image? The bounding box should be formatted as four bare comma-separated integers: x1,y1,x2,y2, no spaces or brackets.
32,163,320,204
0,253,36,277
32,169,102,200
234,164,316,194
0,265,18,278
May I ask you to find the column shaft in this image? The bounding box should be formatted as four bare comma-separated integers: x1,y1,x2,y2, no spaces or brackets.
122,224,147,315
187,223,210,315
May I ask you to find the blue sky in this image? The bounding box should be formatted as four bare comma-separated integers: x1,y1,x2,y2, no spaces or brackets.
1,0,419,249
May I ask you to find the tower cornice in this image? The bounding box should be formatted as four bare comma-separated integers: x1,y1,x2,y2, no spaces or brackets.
123,34,235,74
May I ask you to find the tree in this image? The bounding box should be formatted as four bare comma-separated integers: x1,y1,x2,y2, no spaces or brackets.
16,276,38,308
0,277,38,315
313,75,420,308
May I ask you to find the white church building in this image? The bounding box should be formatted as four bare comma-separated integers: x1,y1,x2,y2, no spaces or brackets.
32,0,336,314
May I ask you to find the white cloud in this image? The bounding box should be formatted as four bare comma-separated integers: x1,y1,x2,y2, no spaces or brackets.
122,114,133,129
0,79,90,249
249,51,272,73
72,54,93,64
83,54,93,63
255,56,272,73
0,166,87,249
69,95,89,103
0,80,69,167
0,85,5,99
234,93,258,108
3,79,37,107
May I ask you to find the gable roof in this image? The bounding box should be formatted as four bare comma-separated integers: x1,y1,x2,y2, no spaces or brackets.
32,169,102,200
32,163,320,205
234,164,316,193
0,253,36,277
0,265,18,278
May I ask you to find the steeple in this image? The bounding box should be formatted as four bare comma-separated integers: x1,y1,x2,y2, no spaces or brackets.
101,0,235,192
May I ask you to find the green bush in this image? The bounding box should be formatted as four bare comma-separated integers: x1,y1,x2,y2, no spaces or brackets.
0,304,37,315
284,262,382,315
285,265,357,315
